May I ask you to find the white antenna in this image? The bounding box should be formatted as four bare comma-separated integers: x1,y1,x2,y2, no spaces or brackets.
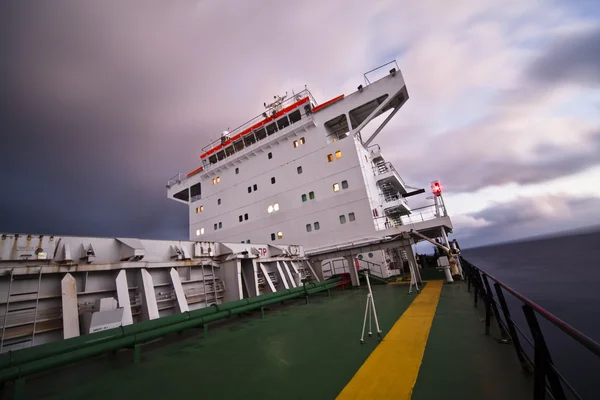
264,92,288,115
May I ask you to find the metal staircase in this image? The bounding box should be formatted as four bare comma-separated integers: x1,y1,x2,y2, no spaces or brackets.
381,182,400,202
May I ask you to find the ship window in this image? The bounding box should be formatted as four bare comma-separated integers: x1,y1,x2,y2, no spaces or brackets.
294,137,306,148
244,213,248,220
277,116,290,130
335,151,342,159
342,180,349,189
239,215,243,222
349,212,355,221
340,215,346,224
244,133,256,146
216,150,226,161
268,152,272,159
209,154,218,164
190,183,201,201
314,222,320,230
306,224,312,232
248,186,252,193
327,154,333,162
217,198,221,205
277,232,283,239
234,139,244,152
266,122,278,135
195,206,204,214
301,194,307,202
225,145,235,156
297,166,302,174
255,127,267,141
214,223,217,230
309,191,315,200
271,177,276,184
235,167,239,174
333,183,340,192
253,184,258,191
271,233,276,241
348,94,389,129
247,240,251,243
289,109,301,124
174,188,189,202
219,222,222,229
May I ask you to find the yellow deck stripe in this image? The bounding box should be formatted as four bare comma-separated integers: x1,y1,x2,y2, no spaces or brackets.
336,280,444,400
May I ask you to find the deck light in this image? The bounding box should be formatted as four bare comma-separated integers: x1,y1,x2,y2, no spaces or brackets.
389,68,396,76
358,85,363,93
431,181,442,196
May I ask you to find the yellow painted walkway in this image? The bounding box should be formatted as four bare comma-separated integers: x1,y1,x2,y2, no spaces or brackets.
336,280,444,400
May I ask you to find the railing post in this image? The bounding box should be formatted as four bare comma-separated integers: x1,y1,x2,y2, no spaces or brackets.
482,275,508,338
480,274,492,335
466,265,471,292
522,305,566,400
473,269,478,308
494,283,530,372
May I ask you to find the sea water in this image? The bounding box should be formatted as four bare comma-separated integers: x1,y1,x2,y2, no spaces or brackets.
463,229,600,399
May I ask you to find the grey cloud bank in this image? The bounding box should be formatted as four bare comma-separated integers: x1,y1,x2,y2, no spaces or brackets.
1,1,599,247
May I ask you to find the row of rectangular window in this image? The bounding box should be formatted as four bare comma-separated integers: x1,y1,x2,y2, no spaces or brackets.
206,149,338,204
305,212,355,232
340,212,356,224
198,178,348,215
270,232,283,241
306,222,320,232
301,191,315,202
327,151,342,162
333,180,349,192
206,143,335,199
203,108,305,166
212,141,330,185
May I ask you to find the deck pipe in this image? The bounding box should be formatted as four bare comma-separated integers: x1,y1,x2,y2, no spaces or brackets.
0,278,341,382
0,279,331,369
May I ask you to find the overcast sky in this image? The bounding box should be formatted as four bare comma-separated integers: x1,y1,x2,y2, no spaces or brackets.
1,0,599,248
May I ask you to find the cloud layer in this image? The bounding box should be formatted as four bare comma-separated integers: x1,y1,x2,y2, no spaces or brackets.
1,0,599,246
453,195,600,247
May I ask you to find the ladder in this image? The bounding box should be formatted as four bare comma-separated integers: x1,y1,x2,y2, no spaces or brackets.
1,268,43,352
375,161,388,175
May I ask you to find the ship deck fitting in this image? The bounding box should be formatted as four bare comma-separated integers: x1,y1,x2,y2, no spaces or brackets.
20,278,532,400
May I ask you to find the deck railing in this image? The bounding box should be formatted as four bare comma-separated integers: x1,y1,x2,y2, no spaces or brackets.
461,258,600,400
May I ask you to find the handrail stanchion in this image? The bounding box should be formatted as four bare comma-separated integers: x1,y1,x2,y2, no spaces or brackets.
494,282,530,372
523,305,567,400
482,274,507,338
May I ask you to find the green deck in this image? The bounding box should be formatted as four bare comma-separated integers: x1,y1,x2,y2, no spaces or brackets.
18,281,532,400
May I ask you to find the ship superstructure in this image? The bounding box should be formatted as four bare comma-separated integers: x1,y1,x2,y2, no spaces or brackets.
167,61,454,280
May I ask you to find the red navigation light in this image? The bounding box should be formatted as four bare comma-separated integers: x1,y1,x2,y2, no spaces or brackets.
431,181,442,196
